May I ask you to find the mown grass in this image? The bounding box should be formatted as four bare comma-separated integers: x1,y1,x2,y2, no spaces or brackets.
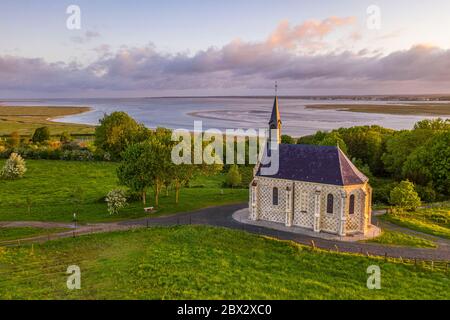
0,160,248,223
363,230,437,248
0,106,94,135
0,227,69,242
0,225,448,300
380,204,450,240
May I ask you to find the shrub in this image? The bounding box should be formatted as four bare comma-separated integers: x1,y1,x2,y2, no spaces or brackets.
389,180,421,211
32,127,50,143
225,165,242,188
1,152,27,180
106,189,127,215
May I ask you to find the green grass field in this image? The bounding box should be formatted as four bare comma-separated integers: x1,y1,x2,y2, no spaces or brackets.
0,160,248,223
364,230,437,248
380,204,450,240
0,226,448,300
0,106,94,135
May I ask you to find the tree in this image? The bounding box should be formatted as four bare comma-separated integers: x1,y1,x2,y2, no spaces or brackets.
226,165,242,188
413,118,450,131
281,134,296,144
117,142,154,205
105,189,127,215
32,127,50,143
426,131,450,194
95,112,148,160
389,180,421,211
117,135,172,206
1,152,27,180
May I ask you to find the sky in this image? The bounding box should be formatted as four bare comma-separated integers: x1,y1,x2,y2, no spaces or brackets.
1,0,450,98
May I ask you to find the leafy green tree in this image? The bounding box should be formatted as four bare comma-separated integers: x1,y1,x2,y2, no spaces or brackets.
117,133,172,206
318,132,348,154
226,165,242,188
413,118,450,131
117,142,154,205
337,126,392,175
389,180,421,211
32,127,50,143
281,135,296,144
95,112,148,160
426,131,450,194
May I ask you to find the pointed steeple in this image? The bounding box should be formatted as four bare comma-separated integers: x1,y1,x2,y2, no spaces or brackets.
268,95,281,128
268,82,282,144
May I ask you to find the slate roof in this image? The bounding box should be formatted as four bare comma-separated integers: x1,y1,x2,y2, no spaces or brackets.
256,144,368,186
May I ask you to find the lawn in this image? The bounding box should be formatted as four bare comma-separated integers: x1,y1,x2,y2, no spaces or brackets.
380,204,450,240
0,106,94,135
0,160,248,223
363,230,437,248
0,225,448,300
0,227,69,243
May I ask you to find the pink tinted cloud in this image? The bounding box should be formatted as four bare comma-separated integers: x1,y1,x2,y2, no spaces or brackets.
267,16,356,49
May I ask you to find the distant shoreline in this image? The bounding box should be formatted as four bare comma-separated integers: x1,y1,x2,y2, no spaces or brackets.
305,103,450,116
0,106,94,135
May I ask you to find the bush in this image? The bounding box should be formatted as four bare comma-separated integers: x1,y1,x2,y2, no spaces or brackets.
1,152,27,180
106,189,127,215
389,180,421,211
225,165,242,188
32,127,50,143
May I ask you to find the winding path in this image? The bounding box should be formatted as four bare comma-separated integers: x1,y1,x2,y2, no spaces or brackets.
1,203,449,261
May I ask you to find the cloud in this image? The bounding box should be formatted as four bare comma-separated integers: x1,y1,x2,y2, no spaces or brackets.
1,18,450,96
267,16,356,49
70,31,101,44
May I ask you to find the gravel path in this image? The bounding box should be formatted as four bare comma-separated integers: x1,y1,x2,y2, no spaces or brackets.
1,203,449,260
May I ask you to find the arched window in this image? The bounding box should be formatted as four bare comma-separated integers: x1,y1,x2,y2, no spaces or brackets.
326,194,334,214
349,195,355,215
272,187,279,205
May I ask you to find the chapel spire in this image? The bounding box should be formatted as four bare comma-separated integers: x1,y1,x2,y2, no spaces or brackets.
268,81,282,144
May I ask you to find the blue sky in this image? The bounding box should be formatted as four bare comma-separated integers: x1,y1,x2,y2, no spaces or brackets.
1,0,450,97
